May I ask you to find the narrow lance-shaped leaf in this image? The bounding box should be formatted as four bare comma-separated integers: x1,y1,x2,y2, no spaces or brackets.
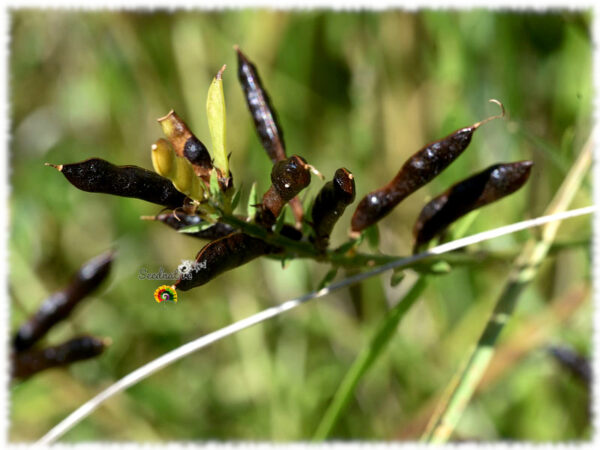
208,167,231,214
247,182,258,220
209,168,222,199
317,267,338,290
313,277,428,440
141,212,235,241
231,185,243,211
207,64,229,177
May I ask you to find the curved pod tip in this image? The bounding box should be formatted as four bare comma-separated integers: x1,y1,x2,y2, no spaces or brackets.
157,109,180,137
45,162,63,171
473,99,506,129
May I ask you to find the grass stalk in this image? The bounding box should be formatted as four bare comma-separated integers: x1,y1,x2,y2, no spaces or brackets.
312,276,428,440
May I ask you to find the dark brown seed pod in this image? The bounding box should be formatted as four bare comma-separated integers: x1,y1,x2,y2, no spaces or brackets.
143,212,236,241
235,46,304,228
412,160,533,252
174,233,277,291
279,224,304,241
12,335,108,380
235,46,286,163
13,251,114,352
310,168,356,250
258,155,311,227
351,100,505,233
157,110,213,179
548,346,591,385
47,158,187,209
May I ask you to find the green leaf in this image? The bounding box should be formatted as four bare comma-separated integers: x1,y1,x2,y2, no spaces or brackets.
209,169,221,199
318,268,338,290
274,207,287,234
179,221,217,234
390,269,405,287
412,260,452,275
364,224,380,250
446,210,481,242
205,211,221,223
206,65,229,176
231,185,243,211
247,182,258,220
334,238,360,255
430,260,451,274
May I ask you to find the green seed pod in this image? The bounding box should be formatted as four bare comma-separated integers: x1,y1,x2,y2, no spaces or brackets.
145,212,236,241
207,65,229,177
151,138,176,178
151,139,206,202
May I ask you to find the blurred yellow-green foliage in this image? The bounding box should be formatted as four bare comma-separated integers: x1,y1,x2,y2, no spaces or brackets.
10,9,592,442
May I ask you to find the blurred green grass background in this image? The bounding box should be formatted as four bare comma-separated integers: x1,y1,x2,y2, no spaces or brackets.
9,9,592,441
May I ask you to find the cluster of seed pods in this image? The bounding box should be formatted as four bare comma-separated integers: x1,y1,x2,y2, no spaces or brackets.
47,46,533,303
11,252,113,380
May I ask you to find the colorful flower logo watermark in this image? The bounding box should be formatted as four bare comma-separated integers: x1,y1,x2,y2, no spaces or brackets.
149,259,207,304
154,285,178,303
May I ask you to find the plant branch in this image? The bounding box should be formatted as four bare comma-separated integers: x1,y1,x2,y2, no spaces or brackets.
210,210,589,271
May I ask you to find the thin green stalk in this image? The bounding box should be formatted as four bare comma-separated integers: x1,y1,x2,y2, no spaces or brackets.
203,197,588,273
216,211,537,269
217,212,321,258
313,277,428,440
421,132,593,443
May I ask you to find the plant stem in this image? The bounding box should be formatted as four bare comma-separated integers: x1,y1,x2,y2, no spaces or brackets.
217,212,321,258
